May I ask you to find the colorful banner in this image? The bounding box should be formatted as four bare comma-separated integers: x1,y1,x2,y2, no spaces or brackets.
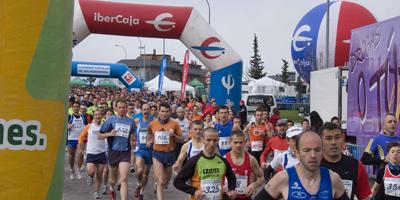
0,1,73,199
180,50,190,99
347,16,400,146
71,61,143,90
74,0,243,111
157,56,168,96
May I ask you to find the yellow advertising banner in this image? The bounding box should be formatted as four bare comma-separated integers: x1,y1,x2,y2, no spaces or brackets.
0,0,73,199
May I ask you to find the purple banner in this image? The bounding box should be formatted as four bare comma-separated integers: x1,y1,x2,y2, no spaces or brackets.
347,16,400,146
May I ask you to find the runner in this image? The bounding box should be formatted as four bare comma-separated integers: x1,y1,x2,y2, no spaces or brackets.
134,103,154,200
260,119,289,169
372,141,400,200
243,106,269,164
173,120,204,172
225,130,265,200
320,122,371,200
214,106,234,156
147,102,183,200
98,100,136,200
264,126,303,180
67,101,88,180
255,131,350,200
176,107,191,159
173,127,237,200
362,113,400,169
77,110,106,199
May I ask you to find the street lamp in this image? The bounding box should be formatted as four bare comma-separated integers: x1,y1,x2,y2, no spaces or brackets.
204,0,210,24
137,37,146,82
114,44,127,60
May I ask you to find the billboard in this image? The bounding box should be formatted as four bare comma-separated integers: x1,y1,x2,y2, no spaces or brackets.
347,16,400,146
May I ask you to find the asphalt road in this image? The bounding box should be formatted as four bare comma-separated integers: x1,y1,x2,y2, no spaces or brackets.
62,153,188,200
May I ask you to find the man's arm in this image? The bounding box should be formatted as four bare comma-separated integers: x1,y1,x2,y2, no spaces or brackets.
330,171,350,200
173,142,189,171
360,152,383,166
355,161,372,200
98,120,115,139
173,154,199,196
254,170,287,200
260,140,272,167
173,122,184,143
248,155,265,196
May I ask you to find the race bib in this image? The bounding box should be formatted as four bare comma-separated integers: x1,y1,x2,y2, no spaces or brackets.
342,180,353,198
90,130,99,136
219,137,230,150
250,141,263,152
138,131,147,144
384,177,400,197
155,131,170,145
235,175,248,194
201,179,222,200
115,123,130,138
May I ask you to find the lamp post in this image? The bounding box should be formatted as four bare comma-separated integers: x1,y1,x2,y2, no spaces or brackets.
114,44,127,59
204,0,211,24
138,37,146,82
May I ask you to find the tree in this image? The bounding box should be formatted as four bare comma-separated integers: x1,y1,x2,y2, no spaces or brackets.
281,59,289,84
248,34,266,80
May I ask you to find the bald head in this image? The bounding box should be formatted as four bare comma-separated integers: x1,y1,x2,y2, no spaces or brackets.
296,131,322,151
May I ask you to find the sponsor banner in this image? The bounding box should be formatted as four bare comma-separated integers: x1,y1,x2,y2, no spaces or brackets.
158,56,168,96
347,16,400,146
77,63,110,76
180,50,190,98
180,9,241,72
122,71,136,85
71,61,142,90
210,61,243,112
76,0,193,39
0,1,73,199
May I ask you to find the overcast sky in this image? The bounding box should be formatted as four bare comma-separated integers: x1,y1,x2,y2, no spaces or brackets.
72,0,400,76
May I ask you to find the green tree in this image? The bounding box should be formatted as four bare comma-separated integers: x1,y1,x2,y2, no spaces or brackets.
248,34,266,79
281,59,289,84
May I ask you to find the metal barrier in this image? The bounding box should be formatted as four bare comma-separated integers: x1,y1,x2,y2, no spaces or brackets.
346,143,375,177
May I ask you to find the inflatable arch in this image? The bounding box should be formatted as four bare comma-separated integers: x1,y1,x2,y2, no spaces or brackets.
71,61,143,90
73,0,243,110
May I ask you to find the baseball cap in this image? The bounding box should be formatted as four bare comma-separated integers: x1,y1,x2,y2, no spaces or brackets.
276,119,288,126
286,126,304,138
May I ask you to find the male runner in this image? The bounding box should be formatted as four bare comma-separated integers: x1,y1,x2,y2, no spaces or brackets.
255,131,349,200
67,101,88,180
320,122,371,200
147,102,183,200
226,130,265,200
362,113,400,169
78,110,106,199
243,106,269,164
215,106,234,156
134,103,154,200
174,127,237,200
173,120,205,172
99,100,136,200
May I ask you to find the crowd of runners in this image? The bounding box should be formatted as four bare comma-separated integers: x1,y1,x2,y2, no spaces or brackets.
66,86,400,200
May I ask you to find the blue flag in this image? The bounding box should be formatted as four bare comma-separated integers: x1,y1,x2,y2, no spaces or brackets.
157,56,167,96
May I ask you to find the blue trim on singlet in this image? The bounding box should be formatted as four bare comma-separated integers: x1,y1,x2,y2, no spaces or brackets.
188,141,193,159
284,153,289,169
287,167,332,200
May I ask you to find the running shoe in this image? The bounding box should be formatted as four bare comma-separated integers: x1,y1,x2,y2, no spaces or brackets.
93,192,100,199
69,170,75,180
134,186,142,198
101,185,108,195
86,176,94,186
130,166,135,174
109,190,116,200
76,170,83,179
